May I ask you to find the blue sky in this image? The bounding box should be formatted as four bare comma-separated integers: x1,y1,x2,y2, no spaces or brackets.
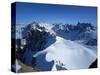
16,2,97,26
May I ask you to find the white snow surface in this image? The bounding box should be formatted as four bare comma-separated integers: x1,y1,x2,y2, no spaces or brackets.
33,36,97,70
39,23,56,35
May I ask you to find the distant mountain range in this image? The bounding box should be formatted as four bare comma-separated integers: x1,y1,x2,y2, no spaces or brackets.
16,21,97,46
14,21,97,71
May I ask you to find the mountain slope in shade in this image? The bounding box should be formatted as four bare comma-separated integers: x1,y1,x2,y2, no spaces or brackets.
34,36,97,70
15,22,97,71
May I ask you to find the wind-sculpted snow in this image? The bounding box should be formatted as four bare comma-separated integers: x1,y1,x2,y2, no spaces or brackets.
33,36,97,70
15,21,97,71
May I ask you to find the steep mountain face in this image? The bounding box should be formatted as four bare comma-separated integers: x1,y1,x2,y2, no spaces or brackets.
16,22,97,47
15,21,97,71
17,22,56,67
22,22,56,51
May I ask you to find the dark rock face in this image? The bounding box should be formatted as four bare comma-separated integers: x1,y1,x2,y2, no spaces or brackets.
22,22,56,51
15,21,97,70
56,65,67,70
86,39,97,46
17,22,56,67
89,59,97,68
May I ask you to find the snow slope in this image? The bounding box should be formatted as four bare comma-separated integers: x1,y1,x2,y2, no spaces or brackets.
33,36,97,70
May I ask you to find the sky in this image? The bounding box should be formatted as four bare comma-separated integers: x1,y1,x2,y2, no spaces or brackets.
15,2,97,26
